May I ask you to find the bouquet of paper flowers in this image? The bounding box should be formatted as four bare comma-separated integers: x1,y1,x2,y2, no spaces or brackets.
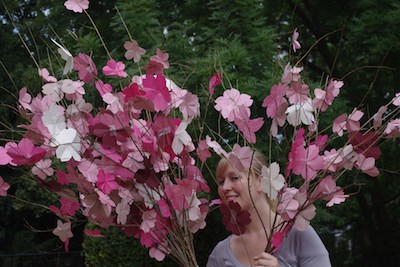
1,1,400,266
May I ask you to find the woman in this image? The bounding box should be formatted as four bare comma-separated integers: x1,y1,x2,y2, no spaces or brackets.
207,150,332,267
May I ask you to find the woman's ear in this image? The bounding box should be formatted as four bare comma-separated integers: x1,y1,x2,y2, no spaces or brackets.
255,175,263,192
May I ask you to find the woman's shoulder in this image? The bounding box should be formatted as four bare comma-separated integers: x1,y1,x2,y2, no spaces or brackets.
287,225,329,256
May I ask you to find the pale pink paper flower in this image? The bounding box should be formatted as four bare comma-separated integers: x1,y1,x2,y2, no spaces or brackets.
64,0,89,13
294,193,316,231
53,220,73,242
346,108,364,132
281,63,303,83
179,92,200,119
393,92,400,106
116,199,130,225
141,210,157,233
124,40,146,63
38,68,57,83
384,119,400,138
373,106,387,130
228,144,253,172
18,87,32,111
196,139,211,163
332,114,348,136
355,154,379,177
214,88,253,122
270,102,288,136
292,28,301,52
102,59,128,77
277,187,299,222
312,175,349,207
172,121,192,155
95,80,112,96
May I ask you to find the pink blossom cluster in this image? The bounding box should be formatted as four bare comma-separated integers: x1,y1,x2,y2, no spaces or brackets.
0,38,221,262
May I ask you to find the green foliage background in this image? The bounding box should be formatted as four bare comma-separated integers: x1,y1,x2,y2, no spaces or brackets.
1,0,400,266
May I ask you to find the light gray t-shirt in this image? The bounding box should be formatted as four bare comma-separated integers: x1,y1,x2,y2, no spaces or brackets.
206,226,331,267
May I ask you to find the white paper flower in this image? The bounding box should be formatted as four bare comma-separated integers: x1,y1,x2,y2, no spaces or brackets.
261,162,285,200
286,99,315,126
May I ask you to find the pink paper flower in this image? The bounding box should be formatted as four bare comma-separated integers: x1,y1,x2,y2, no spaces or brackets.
102,59,128,77
219,201,251,235
73,53,98,84
150,48,170,69
0,176,10,197
6,138,46,166
292,28,301,52
124,40,146,63
214,88,253,122
286,81,309,104
208,73,222,95
60,197,80,216
262,83,288,119
64,0,89,13
292,144,324,180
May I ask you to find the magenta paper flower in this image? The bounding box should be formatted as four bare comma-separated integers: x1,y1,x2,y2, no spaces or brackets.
142,74,171,112
348,131,381,159
102,59,128,78
7,138,46,166
208,73,222,95
214,88,253,122
219,201,251,235
292,28,301,52
60,197,80,216
124,40,146,63
373,106,387,130
332,114,348,136
84,228,104,238
355,154,379,177
0,176,10,197
234,115,264,144
0,145,13,166
64,0,89,13
95,80,112,96
96,169,119,195
346,108,364,132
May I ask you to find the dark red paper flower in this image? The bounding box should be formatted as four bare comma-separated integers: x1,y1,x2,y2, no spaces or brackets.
219,201,251,235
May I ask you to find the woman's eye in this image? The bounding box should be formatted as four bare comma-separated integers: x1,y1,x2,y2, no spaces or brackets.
230,176,239,181
218,180,225,186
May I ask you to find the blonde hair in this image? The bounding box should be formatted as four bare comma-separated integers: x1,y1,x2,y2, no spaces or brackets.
216,149,278,211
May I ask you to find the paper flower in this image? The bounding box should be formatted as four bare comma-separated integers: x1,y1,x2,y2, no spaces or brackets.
102,59,128,77
292,28,301,52
219,201,251,235
0,176,10,197
124,40,146,63
261,162,285,200
64,0,89,13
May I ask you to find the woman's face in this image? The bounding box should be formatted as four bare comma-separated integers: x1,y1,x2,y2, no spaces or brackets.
217,165,256,211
